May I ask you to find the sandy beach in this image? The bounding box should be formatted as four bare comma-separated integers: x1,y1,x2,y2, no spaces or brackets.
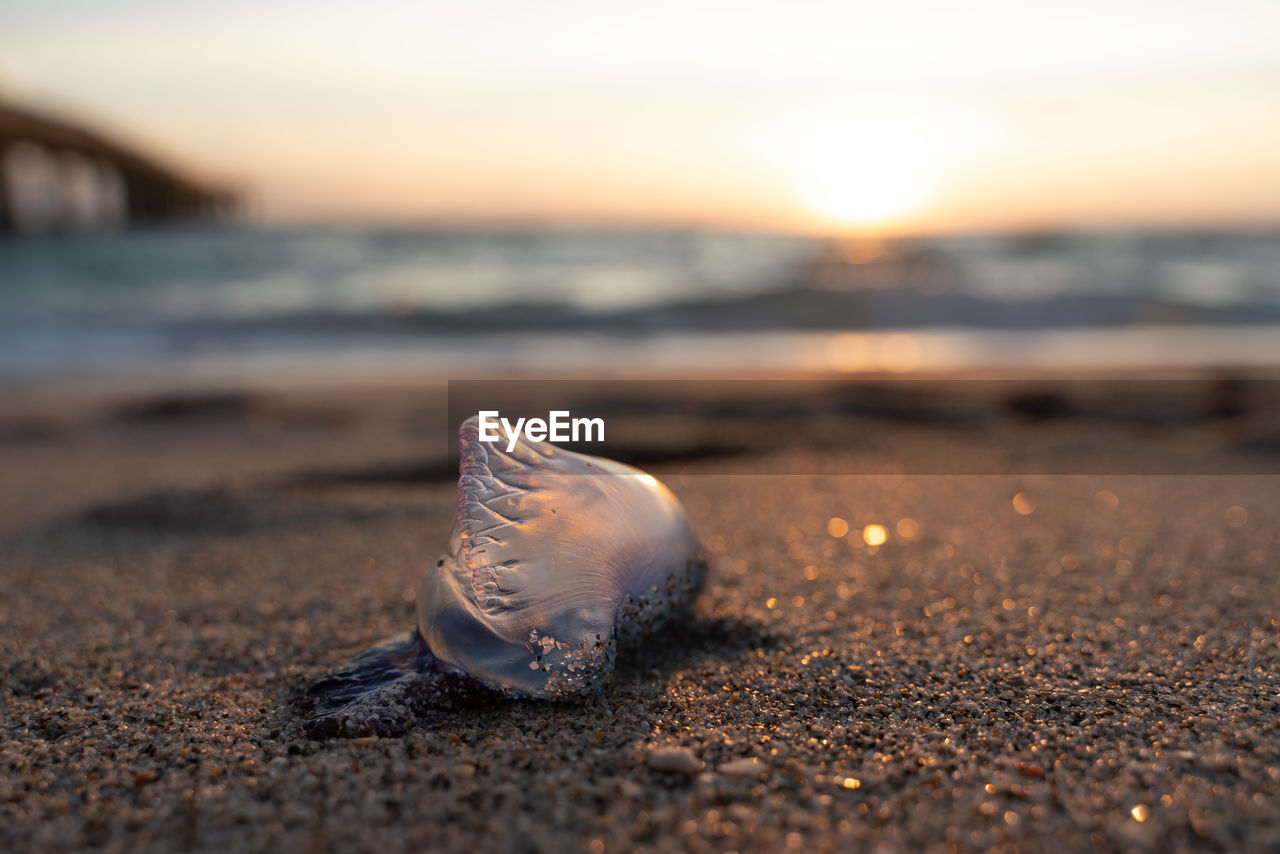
2,374,1279,852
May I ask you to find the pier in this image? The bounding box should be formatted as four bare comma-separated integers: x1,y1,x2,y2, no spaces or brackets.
0,102,233,234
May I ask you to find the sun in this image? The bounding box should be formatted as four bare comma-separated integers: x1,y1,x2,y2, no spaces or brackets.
786,111,936,228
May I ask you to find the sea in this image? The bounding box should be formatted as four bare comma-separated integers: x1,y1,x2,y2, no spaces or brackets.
2,225,1279,380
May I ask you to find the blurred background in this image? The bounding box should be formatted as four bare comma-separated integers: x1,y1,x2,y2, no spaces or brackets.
2,0,1280,380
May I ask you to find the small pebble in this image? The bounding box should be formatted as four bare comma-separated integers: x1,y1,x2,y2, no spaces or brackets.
718,758,767,780
616,778,645,798
646,747,703,775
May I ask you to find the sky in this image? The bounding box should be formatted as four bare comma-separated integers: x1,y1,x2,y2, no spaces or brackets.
3,0,1280,233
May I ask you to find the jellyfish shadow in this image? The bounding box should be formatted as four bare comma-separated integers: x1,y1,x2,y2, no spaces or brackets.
288,613,779,740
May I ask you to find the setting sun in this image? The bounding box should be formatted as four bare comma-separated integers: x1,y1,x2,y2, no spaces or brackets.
787,112,937,228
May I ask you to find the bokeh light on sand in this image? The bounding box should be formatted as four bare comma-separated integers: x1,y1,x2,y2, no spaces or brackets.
1012,492,1036,515
862,524,888,546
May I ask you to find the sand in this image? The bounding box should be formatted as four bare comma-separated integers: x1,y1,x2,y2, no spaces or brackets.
2,376,1279,852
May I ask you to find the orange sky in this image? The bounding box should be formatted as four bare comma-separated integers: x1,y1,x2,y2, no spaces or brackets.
4,0,1279,233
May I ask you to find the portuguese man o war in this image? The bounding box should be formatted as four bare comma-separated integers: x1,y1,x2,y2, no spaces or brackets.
301,415,706,737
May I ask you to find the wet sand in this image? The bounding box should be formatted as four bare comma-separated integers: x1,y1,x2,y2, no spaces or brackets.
2,376,1279,852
